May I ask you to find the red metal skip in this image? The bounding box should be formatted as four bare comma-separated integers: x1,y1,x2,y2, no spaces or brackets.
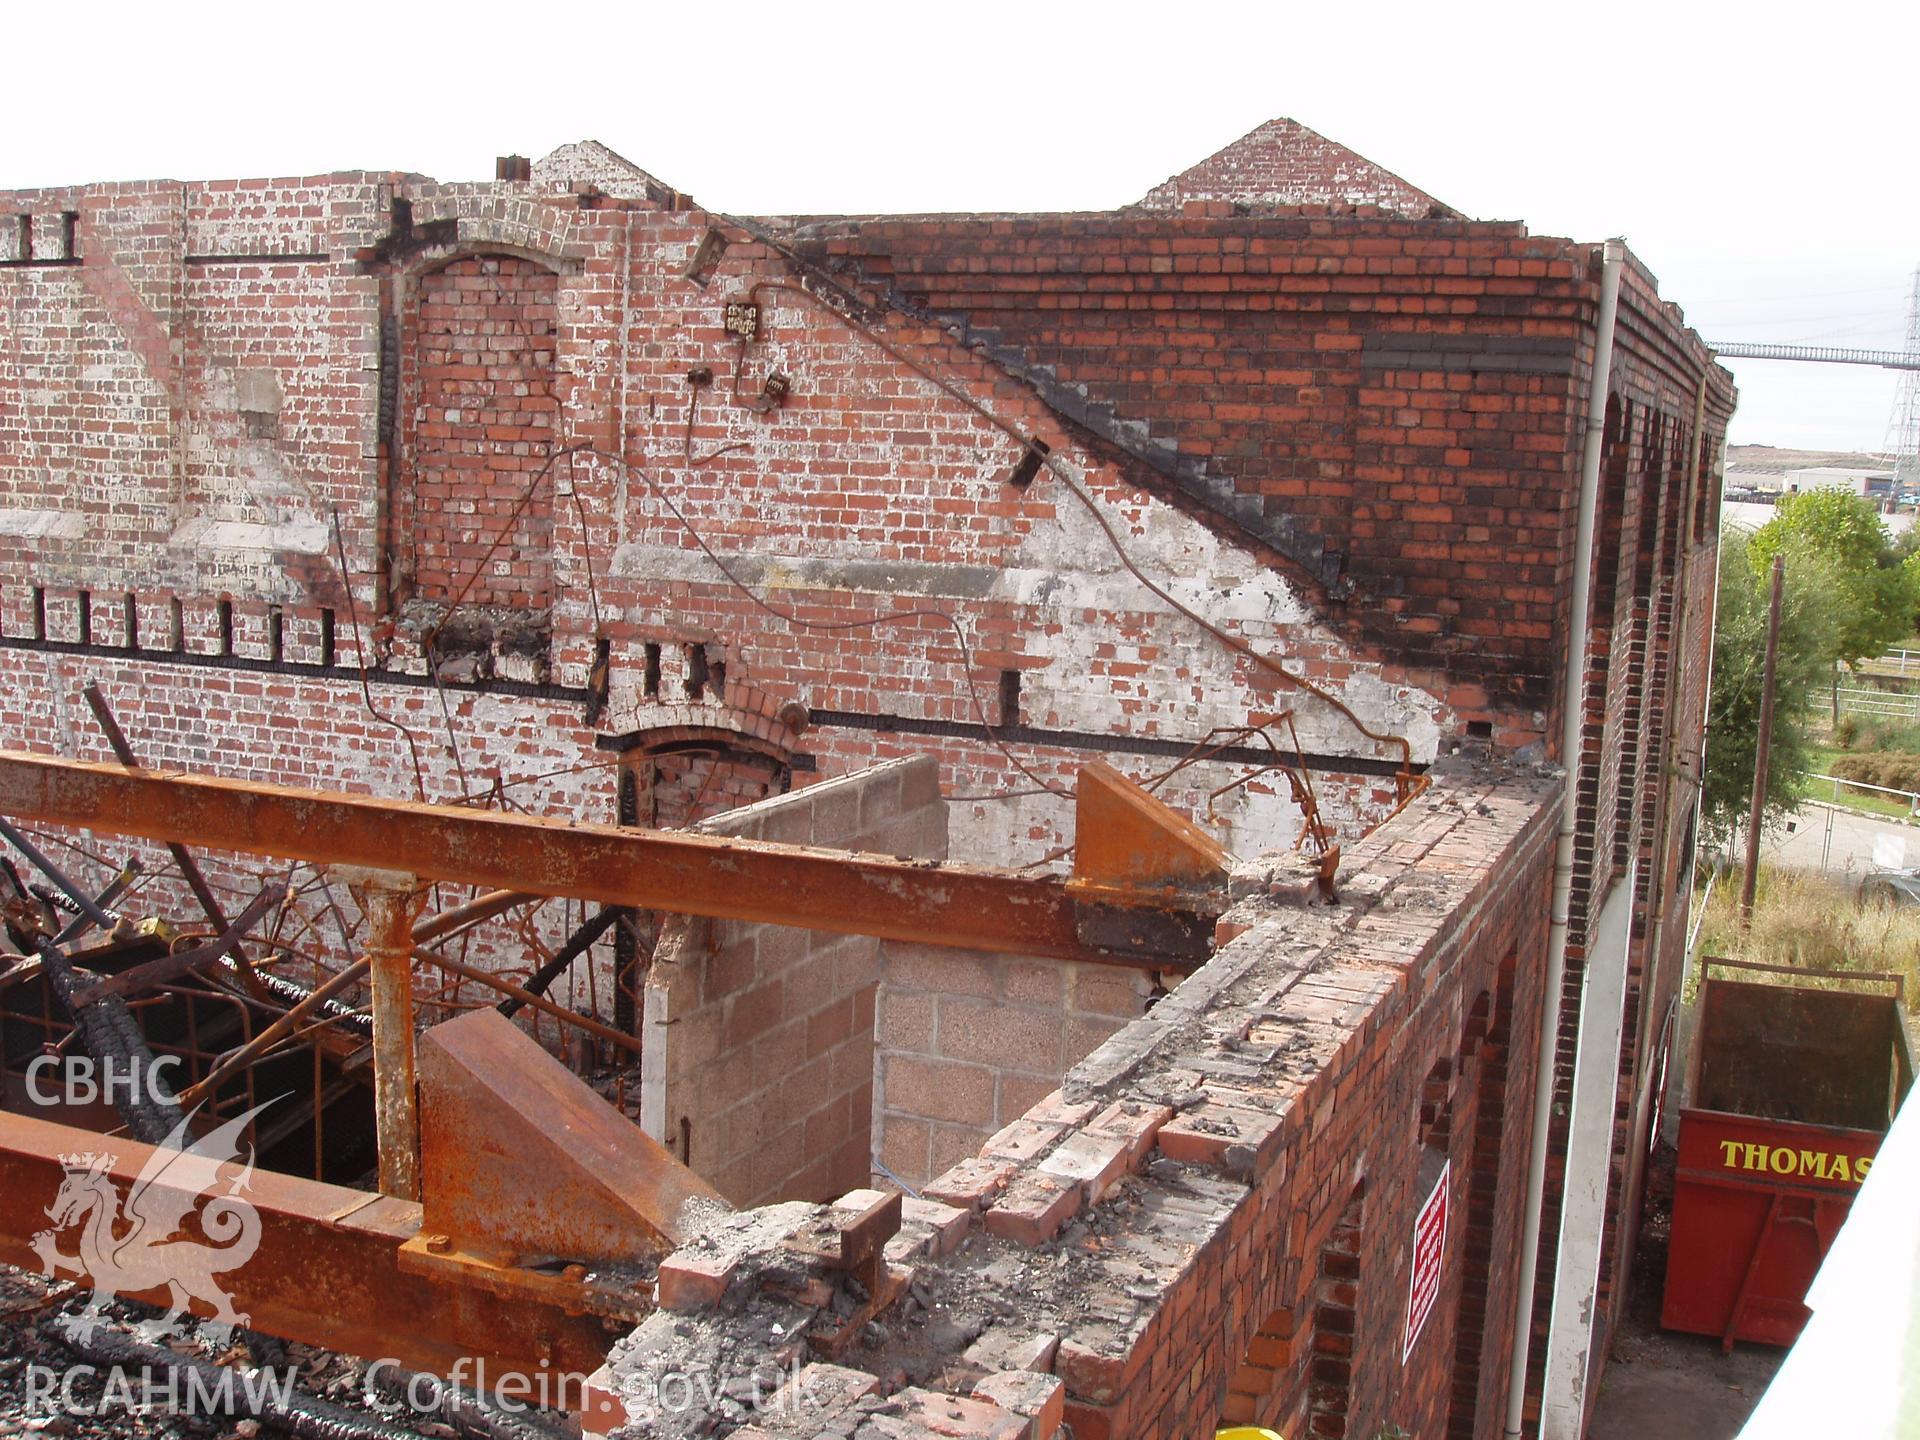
1662,1107,1878,1348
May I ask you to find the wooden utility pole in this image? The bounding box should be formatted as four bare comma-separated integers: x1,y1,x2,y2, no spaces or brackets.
1740,554,1787,929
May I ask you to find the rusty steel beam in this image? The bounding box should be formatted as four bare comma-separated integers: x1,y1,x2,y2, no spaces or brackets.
414,1010,723,1266
0,752,1213,965
82,682,274,1003
0,1110,618,1380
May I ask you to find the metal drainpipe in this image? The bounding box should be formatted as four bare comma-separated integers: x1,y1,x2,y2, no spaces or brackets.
1503,237,1626,1440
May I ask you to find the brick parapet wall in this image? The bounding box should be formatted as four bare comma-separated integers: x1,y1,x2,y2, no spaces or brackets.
602,764,1560,1440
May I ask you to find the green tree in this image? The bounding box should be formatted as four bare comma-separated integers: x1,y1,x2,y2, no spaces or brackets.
1749,487,1920,669
1702,534,1843,847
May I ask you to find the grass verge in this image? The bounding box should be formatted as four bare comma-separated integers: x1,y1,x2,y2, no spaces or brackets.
1692,866,1920,1015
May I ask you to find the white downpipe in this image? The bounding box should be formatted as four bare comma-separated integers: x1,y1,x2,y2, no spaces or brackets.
1502,238,1625,1440
1540,871,1636,1435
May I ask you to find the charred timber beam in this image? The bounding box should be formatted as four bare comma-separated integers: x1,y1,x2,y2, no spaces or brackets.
502,907,620,1019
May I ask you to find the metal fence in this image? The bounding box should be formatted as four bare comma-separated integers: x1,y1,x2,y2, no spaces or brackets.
1866,647,1920,677
1807,771,1920,817
1837,686,1920,721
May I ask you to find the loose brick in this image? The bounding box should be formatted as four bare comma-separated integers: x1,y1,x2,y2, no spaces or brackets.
902,1195,973,1254
1156,1100,1285,1177
1037,1129,1131,1204
654,1247,737,1312
1086,1100,1175,1167
964,1327,1061,1374
972,1370,1066,1440
923,1157,1018,1213
888,1387,1031,1440
982,1171,1082,1246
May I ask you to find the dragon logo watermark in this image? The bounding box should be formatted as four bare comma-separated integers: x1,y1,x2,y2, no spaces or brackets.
31,1101,273,1343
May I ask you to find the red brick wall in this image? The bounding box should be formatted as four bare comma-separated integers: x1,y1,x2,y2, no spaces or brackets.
397,254,560,610
608,768,1561,1440
797,213,1603,730
919,773,1560,1440
1,175,1460,875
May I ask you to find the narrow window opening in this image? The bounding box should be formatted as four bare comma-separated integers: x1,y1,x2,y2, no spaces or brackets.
643,642,662,698
75,591,91,647
709,651,727,697
1417,1057,1454,1153
123,594,138,650
613,766,642,1035
998,669,1022,728
169,597,185,653
320,608,336,668
267,605,284,663
217,599,235,656
1308,1183,1365,1438
31,587,45,641
685,643,708,701
1007,437,1050,489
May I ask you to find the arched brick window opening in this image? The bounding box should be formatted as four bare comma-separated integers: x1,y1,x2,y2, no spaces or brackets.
602,723,798,1034
1417,1055,1454,1153
1618,410,1676,882
1306,1180,1367,1438
1221,1177,1368,1432
1459,988,1492,1066
393,253,560,618
1446,963,1517,1439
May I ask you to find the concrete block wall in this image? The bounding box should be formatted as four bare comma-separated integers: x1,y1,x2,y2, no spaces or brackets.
874,946,1152,1187
641,748,1162,1198
642,756,944,1207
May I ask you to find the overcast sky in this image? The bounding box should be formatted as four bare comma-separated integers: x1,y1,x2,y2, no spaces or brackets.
8,0,1914,453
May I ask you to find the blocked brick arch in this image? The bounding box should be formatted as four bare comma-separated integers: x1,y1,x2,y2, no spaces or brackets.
396,253,560,610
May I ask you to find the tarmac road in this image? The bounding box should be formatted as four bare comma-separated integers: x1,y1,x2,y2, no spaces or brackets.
1760,800,1920,884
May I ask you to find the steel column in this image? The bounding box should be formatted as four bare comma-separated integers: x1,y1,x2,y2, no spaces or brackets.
345,870,428,1201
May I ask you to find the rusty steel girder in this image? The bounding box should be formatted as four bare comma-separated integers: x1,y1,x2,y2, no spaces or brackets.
0,751,1223,966
414,1009,724,1268
0,1110,619,1380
